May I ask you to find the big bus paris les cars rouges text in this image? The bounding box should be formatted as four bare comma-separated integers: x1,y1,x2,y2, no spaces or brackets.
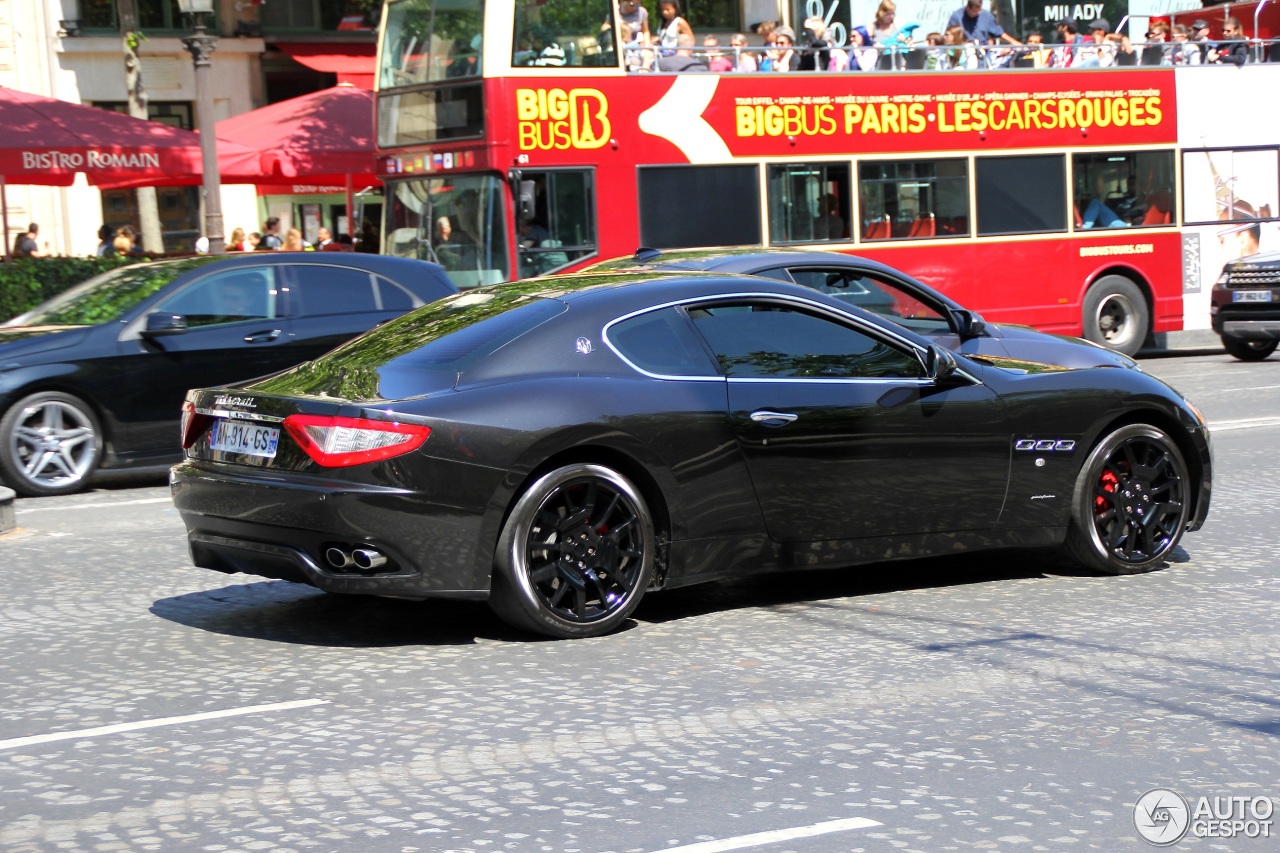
373,0,1280,356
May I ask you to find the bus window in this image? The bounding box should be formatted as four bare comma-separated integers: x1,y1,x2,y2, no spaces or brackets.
380,0,486,88
513,0,617,68
1073,151,1177,230
858,159,968,241
516,170,597,278
976,154,1066,236
638,165,762,249
384,174,512,288
767,164,852,244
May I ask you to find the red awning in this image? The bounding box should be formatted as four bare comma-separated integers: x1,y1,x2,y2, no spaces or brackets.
277,43,376,89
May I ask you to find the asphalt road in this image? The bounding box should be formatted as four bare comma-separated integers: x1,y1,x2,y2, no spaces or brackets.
1,352,1277,853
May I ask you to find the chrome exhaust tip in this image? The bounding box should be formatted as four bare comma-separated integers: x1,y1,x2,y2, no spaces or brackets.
352,548,388,570
325,547,353,569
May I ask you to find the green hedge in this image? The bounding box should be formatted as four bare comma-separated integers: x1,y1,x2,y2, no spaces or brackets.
0,255,143,322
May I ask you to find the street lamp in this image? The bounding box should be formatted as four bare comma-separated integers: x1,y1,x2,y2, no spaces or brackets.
178,0,225,254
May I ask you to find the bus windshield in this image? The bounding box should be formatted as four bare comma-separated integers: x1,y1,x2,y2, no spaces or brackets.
380,0,485,88
385,173,512,289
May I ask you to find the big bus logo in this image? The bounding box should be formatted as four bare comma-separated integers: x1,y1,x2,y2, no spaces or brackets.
516,88,611,151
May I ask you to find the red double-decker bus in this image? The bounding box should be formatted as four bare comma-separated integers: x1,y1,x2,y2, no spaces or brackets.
373,1,1279,355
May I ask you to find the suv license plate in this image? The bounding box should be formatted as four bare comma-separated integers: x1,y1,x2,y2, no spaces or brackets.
209,420,280,458
1233,290,1273,302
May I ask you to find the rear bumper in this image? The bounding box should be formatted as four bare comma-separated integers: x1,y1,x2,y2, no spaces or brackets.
171,460,499,597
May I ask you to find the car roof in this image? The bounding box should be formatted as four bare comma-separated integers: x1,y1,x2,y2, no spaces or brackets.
160,252,449,277
590,247,904,277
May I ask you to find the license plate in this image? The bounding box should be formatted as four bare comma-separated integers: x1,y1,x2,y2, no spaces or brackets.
209,420,280,458
1233,290,1273,302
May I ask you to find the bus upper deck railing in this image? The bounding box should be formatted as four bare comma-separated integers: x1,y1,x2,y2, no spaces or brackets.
624,39,1280,73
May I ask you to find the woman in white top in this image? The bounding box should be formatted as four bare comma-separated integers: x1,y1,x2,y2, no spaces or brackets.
655,0,693,53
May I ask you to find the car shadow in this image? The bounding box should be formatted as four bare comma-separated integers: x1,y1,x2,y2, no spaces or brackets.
149,545,1164,647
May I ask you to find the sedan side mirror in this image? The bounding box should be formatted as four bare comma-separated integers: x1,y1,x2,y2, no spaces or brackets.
142,312,188,338
952,308,987,340
923,344,962,384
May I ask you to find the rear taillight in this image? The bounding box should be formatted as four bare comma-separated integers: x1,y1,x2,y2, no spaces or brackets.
283,414,431,467
180,400,214,449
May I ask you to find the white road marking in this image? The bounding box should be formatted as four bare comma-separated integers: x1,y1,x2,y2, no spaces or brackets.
650,817,882,853
1208,416,1280,432
16,497,172,513
0,699,329,751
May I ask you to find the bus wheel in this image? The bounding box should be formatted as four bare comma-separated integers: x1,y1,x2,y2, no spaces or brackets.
1083,276,1148,357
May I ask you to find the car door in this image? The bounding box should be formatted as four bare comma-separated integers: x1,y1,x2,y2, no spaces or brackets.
285,262,410,361
685,297,1010,543
116,263,296,456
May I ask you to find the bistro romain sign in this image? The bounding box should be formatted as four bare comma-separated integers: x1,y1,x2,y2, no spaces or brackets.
21,150,163,170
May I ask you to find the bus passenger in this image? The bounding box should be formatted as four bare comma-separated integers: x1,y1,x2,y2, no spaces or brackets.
729,33,757,72
655,0,694,55
947,0,1020,48
848,26,880,71
1172,25,1202,65
923,32,948,69
944,25,978,69
1075,19,1116,68
606,0,649,47
657,32,709,71
768,26,800,71
703,36,735,72
1052,17,1084,67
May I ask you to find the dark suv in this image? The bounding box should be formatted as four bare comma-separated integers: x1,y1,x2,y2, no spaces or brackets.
0,253,455,496
1211,250,1280,361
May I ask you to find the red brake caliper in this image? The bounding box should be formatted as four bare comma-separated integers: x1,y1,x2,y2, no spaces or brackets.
1095,469,1120,514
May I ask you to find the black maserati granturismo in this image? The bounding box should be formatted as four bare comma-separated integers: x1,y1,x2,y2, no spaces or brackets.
171,271,1212,638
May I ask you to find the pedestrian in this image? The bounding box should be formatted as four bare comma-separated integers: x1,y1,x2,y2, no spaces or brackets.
96,224,115,257
260,217,283,250
12,222,46,258
227,227,248,252
315,227,334,250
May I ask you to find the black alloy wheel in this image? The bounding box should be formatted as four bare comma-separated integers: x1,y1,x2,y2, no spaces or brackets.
0,391,103,497
1221,335,1278,361
491,463,655,638
1065,424,1190,575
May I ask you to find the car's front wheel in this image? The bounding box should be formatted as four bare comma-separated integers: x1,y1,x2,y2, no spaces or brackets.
0,391,103,497
1220,335,1278,361
1064,424,1190,575
490,463,655,638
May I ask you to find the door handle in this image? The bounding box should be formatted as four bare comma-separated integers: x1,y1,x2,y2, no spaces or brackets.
750,410,798,427
244,329,282,343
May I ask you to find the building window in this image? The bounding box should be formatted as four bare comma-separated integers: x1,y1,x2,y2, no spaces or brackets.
261,0,379,34
79,1,193,34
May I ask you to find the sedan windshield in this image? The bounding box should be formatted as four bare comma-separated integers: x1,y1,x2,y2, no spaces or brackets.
7,257,225,327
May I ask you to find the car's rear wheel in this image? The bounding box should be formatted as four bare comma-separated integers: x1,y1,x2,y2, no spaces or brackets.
1064,424,1190,575
1083,276,1149,356
1220,335,1278,361
0,391,103,497
490,463,654,638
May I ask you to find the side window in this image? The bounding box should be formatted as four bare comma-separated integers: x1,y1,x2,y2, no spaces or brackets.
767,163,852,244
976,154,1066,235
786,268,951,335
517,169,597,278
292,265,380,316
154,267,277,328
376,276,418,312
1074,150,1176,230
608,307,716,377
688,302,923,379
859,159,969,240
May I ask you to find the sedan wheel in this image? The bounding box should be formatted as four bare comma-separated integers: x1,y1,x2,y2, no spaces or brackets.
0,392,103,497
1064,424,1190,575
490,463,654,638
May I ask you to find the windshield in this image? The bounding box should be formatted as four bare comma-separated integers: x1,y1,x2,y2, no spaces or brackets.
6,257,226,327
380,0,486,88
251,281,565,401
384,173,512,289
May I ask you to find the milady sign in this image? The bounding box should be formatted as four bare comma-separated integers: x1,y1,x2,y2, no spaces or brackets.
20,150,162,170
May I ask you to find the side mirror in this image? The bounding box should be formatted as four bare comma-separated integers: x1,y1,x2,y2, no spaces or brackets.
142,312,188,337
517,179,536,222
923,344,961,383
952,308,987,340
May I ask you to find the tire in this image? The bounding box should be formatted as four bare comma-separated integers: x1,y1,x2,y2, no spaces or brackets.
1063,424,1190,575
1082,276,1149,356
489,463,655,638
0,391,103,497
1220,335,1278,361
